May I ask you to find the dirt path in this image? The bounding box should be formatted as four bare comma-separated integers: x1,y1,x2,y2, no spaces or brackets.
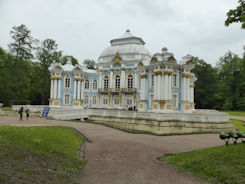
230,115,245,122
0,116,223,184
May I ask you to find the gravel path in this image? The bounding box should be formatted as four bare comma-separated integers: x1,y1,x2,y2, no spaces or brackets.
0,116,223,184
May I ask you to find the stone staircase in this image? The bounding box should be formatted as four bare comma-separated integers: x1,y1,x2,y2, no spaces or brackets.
47,108,89,121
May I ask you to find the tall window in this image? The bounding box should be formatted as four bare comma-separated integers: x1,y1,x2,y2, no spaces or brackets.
85,95,89,105
65,77,71,88
103,97,108,104
138,78,141,90
127,99,132,105
173,74,177,87
115,75,120,89
85,80,89,90
104,76,109,89
64,94,70,105
128,75,133,89
92,96,97,104
93,80,97,90
173,95,177,108
114,98,119,105
151,74,154,88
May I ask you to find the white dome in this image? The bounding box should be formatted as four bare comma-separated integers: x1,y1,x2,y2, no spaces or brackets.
98,30,151,64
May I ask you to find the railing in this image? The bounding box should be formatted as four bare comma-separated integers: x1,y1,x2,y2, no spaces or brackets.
98,88,137,93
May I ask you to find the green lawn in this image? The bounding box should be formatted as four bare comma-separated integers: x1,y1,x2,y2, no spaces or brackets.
162,120,245,184
232,120,245,132
0,126,86,184
0,107,12,111
220,110,245,116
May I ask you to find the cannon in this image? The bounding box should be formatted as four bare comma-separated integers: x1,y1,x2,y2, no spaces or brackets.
228,131,239,144
219,132,230,145
237,131,245,143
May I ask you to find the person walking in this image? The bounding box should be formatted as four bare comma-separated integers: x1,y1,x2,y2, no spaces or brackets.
25,108,30,120
18,106,23,122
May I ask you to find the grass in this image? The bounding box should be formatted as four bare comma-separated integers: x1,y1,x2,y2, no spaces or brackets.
220,110,245,116
0,107,12,111
162,120,245,184
231,120,245,132
162,144,245,184
0,126,86,184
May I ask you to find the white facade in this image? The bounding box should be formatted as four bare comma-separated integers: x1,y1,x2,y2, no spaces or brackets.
49,30,196,112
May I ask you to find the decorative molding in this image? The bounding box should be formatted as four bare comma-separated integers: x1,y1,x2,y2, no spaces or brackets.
140,74,147,79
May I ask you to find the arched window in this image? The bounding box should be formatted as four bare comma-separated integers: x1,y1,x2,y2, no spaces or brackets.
128,75,133,89
64,75,71,88
85,79,89,90
93,80,97,90
115,75,120,89
104,76,109,89
85,95,89,105
92,96,97,104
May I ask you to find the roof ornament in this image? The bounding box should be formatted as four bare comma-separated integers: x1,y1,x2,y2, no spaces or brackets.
67,57,72,65
162,47,168,55
114,52,121,64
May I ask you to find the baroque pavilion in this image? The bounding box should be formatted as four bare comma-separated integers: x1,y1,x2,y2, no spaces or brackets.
48,29,196,112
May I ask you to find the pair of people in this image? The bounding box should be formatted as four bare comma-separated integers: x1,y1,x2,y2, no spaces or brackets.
18,106,30,121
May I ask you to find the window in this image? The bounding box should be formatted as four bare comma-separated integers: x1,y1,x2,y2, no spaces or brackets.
85,96,89,105
127,99,132,105
115,75,120,89
173,95,177,108
65,77,71,88
104,76,109,89
93,80,97,90
85,80,89,90
128,75,133,89
103,97,108,104
92,96,97,104
173,74,177,87
114,98,119,105
138,78,141,90
151,74,154,88
64,94,70,105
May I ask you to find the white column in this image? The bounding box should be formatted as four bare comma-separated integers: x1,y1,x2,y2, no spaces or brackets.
77,80,81,100
191,86,194,103
50,79,54,99
54,79,57,99
110,67,113,88
186,77,189,102
168,74,172,100
73,80,77,100
81,81,84,100
121,67,125,88
135,73,138,89
58,79,61,99
154,74,157,100
183,77,186,101
164,74,168,100
142,78,146,100
99,74,102,89
161,74,165,100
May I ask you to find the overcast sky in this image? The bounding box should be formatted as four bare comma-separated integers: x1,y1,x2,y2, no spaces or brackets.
0,0,244,65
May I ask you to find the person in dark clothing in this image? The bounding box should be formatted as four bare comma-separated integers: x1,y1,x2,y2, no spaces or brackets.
25,109,30,120
18,106,23,122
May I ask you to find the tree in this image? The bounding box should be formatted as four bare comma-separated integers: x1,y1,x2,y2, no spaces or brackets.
225,0,245,29
7,24,35,105
36,39,64,104
83,59,96,69
192,57,219,109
